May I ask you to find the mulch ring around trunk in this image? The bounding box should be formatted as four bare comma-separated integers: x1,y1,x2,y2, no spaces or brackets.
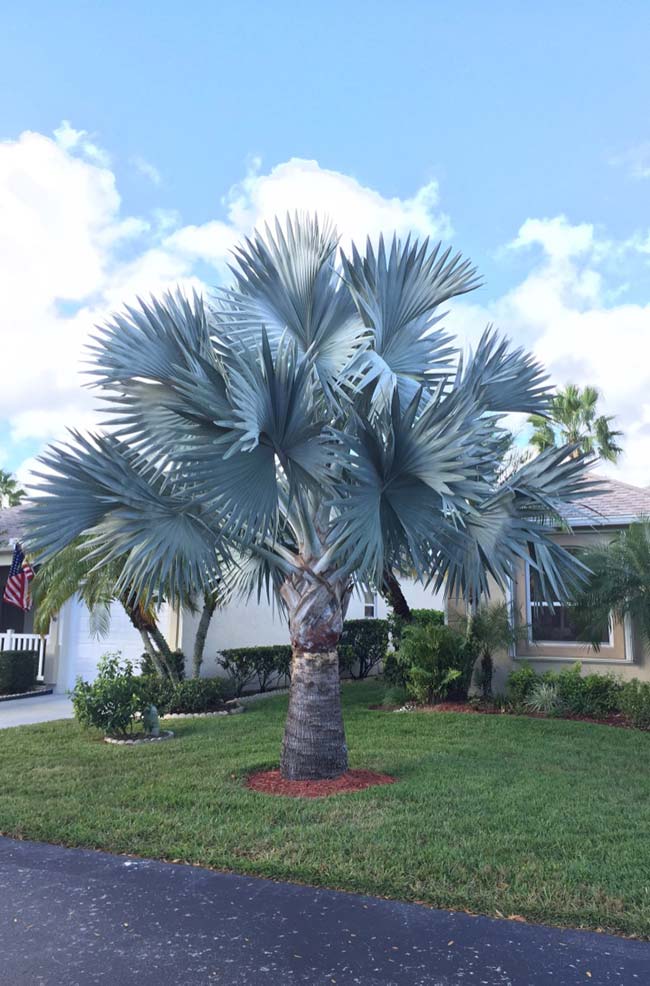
246,768,396,798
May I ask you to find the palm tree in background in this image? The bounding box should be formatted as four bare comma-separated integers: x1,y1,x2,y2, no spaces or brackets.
0,470,26,508
32,540,220,680
572,520,650,648
26,214,596,780
528,384,623,462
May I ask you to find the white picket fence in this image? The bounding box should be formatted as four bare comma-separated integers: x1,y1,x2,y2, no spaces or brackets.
0,631,49,682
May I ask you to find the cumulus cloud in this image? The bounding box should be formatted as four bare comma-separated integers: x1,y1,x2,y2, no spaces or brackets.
0,125,456,486
2,123,649,489
453,215,650,486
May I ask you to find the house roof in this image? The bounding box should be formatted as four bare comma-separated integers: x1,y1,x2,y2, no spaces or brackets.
561,475,650,528
0,506,28,546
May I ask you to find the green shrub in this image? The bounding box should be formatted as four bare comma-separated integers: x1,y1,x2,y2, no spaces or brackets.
140,649,186,680
396,623,474,704
0,649,38,694
555,664,622,718
71,653,145,737
219,645,292,695
506,663,540,706
388,608,444,648
525,681,561,715
165,677,226,713
138,674,176,714
338,619,389,679
619,680,650,729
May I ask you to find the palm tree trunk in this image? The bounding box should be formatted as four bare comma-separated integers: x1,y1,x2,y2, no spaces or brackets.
281,649,347,780
193,594,217,678
136,627,165,676
147,622,180,683
279,574,349,780
381,568,412,622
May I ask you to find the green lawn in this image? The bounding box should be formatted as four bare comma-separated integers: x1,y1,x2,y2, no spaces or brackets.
1,680,649,938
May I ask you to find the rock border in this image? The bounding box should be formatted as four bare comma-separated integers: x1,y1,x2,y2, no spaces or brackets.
104,729,175,746
0,686,54,703
161,702,244,720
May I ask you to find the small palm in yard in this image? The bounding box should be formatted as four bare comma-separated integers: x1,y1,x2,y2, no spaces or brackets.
528,383,623,462
572,519,650,647
27,214,596,779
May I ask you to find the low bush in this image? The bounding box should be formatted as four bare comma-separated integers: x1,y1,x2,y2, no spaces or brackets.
388,608,444,648
506,663,540,706
525,681,561,716
619,680,650,729
0,649,38,695
164,677,227,713
395,623,475,704
555,664,622,718
140,649,186,680
338,619,389,679
71,653,145,737
219,645,292,695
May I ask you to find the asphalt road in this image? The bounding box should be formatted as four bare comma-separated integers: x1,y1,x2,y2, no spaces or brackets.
0,836,648,985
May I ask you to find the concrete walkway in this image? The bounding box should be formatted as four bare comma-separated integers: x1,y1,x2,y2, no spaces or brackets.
0,693,73,728
0,837,647,985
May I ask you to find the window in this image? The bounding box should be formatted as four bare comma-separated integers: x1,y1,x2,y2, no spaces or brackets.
528,565,610,645
363,591,376,619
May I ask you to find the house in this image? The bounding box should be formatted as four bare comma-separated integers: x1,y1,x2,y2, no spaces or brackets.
0,505,444,693
448,475,650,690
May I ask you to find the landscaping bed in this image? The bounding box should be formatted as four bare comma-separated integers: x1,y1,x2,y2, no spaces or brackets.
369,700,640,730
1,680,649,939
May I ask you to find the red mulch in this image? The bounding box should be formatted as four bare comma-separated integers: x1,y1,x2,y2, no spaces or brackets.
246,768,396,798
370,701,639,730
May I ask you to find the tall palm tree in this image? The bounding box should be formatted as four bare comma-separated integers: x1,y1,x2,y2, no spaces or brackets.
25,215,596,780
0,470,26,508
572,520,650,648
528,384,623,462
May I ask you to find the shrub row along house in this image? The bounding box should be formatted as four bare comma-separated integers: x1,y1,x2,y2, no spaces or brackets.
2,474,650,694
0,504,443,692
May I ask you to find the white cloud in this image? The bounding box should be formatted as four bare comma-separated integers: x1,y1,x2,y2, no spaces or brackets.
132,155,162,185
0,127,455,485
453,215,650,487
2,125,649,491
53,120,111,168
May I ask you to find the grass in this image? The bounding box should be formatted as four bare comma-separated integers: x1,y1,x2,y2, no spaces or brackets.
1,680,649,938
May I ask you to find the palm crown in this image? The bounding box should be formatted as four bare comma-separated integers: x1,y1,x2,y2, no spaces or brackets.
26,214,597,779
528,384,623,463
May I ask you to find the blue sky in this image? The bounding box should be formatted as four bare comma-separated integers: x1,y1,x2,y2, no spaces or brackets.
1,1,649,483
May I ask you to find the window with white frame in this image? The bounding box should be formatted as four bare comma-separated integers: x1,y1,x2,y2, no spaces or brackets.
527,563,610,645
363,591,377,619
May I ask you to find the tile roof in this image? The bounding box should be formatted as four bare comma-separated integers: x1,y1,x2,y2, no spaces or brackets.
0,506,28,545
562,475,650,527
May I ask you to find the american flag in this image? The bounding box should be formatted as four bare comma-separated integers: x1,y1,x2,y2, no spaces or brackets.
3,543,34,612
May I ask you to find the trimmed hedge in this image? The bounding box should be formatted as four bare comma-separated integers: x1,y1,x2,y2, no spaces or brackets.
140,649,186,680
506,662,623,719
338,619,388,679
219,645,292,695
0,649,38,695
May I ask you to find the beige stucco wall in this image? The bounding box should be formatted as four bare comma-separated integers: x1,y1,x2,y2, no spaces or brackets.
447,529,650,692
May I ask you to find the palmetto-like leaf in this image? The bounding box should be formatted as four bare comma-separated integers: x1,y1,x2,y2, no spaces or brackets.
26,213,597,618
341,234,480,405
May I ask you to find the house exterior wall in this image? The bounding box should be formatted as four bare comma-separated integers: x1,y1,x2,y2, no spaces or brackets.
181,578,445,679
447,528,650,693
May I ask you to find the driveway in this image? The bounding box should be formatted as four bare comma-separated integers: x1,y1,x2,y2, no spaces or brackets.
0,693,73,728
0,836,647,985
